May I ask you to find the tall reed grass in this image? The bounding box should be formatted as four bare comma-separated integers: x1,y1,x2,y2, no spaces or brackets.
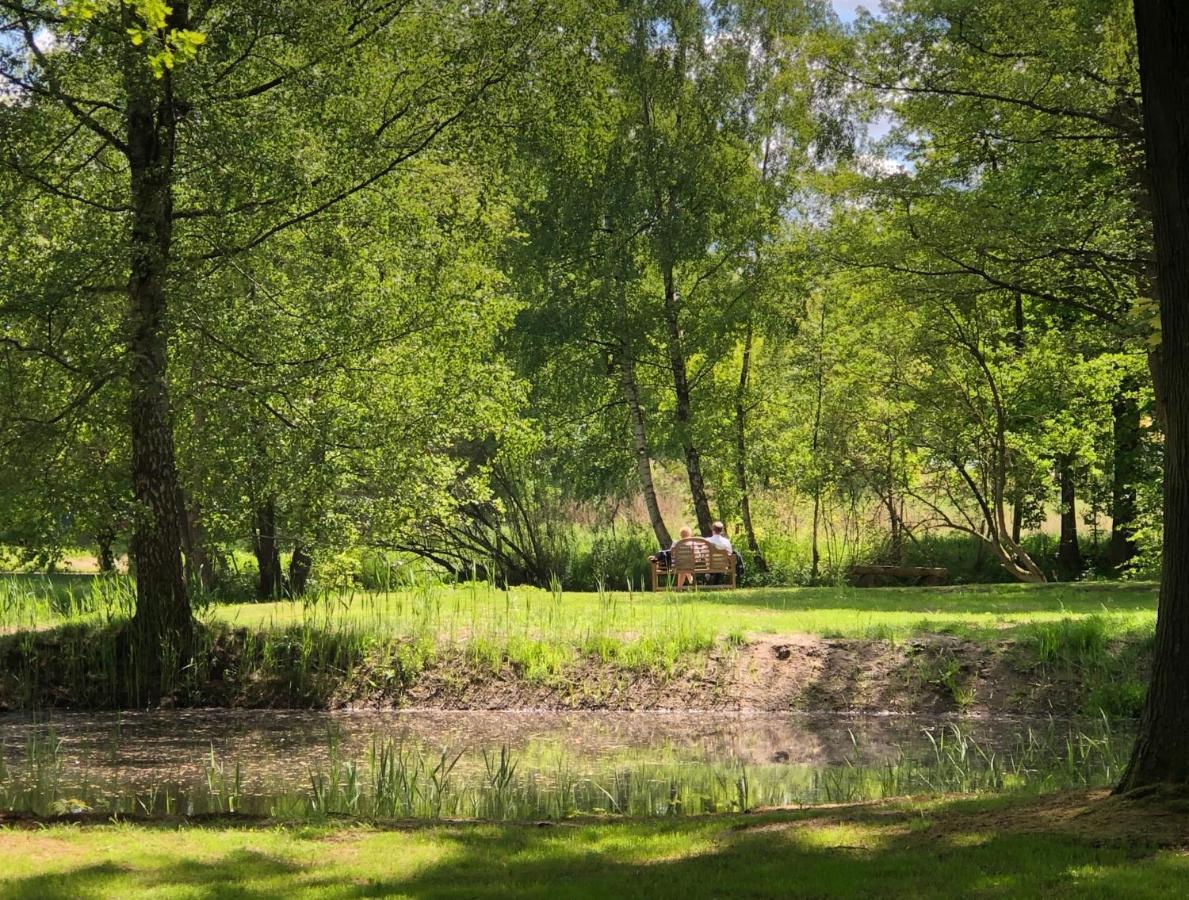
0,716,1132,821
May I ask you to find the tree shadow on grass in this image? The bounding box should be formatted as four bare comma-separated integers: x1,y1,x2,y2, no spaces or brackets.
3,794,1187,899
687,582,1158,617
3,848,319,900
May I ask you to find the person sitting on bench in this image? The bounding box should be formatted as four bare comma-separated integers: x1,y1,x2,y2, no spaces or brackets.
705,521,732,555
650,526,697,588
704,521,742,585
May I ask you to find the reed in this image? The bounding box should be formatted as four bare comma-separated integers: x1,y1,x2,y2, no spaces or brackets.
0,716,1133,822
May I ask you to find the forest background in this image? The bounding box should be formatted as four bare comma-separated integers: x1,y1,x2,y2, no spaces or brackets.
0,0,1157,599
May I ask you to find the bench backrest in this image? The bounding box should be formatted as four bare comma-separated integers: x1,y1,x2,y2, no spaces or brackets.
671,538,732,574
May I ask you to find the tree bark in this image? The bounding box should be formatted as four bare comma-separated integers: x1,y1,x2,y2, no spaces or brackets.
734,322,767,571
809,304,826,584
618,345,671,549
660,263,713,535
1109,381,1141,569
123,4,192,699
289,543,313,596
810,488,822,585
1010,293,1025,547
1056,454,1082,579
253,499,283,600
178,488,216,592
1118,0,1189,792
96,530,116,574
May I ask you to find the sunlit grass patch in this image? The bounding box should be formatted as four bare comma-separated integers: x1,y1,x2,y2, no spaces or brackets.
3,790,1188,898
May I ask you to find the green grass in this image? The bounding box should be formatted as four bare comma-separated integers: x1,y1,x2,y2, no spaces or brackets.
0,791,1185,898
0,576,1158,710
204,582,1163,643
2,575,1158,643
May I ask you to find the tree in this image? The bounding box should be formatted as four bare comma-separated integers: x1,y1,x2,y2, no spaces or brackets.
1117,0,1189,792
507,0,848,551
853,0,1152,571
1,0,553,694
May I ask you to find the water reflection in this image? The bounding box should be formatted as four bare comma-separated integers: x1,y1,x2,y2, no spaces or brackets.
0,711,1133,820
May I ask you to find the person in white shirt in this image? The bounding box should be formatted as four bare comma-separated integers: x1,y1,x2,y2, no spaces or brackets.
705,521,733,555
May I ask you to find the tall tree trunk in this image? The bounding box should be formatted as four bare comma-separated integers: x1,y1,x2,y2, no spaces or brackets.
734,322,766,571
660,263,713,534
253,499,283,600
1010,292,1025,547
178,488,215,592
810,488,822,585
96,530,116,574
1118,0,1189,792
881,428,905,565
1109,382,1141,570
123,5,192,699
618,345,671,548
954,329,1046,583
631,17,711,537
809,303,826,584
1056,454,1082,579
289,543,313,596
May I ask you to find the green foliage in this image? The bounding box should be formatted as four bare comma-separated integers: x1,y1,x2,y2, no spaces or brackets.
0,0,1167,608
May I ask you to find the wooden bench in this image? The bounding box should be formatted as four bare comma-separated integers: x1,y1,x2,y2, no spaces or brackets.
650,538,737,591
850,565,948,587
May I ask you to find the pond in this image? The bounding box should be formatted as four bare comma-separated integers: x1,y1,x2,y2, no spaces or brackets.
0,710,1132,821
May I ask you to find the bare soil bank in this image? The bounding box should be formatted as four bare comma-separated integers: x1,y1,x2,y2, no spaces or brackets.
341,634,1143,717
0,628,1147,716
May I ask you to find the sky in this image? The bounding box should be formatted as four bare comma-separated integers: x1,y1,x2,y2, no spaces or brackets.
831,0,873,24
826,2,899,156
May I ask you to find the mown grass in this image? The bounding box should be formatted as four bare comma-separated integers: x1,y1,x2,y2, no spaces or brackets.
0,790,1186,898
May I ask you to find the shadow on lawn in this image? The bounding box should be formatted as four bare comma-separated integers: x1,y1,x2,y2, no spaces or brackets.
685,581,1158,617
5,794,1187,899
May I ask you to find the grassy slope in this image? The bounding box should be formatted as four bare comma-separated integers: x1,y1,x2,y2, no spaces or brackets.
2,791,1186,898
0,578,1158,713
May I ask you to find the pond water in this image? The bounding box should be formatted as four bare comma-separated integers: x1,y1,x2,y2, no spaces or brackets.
0,710,1133,820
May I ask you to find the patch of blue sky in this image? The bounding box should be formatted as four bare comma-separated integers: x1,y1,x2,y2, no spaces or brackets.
831,1,875,25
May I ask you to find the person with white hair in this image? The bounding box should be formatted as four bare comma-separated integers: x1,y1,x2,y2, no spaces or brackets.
705,521,733,555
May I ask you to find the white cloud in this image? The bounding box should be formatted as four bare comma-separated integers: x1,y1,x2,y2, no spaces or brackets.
32,28,57,54
856,152,907,176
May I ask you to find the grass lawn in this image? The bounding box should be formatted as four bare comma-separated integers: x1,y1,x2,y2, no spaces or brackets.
2,575,1158,642
211,580,1160,640
1,790,1186,898
212,581,1159,650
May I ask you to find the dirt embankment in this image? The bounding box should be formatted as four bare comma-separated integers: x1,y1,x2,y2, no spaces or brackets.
346,634,1120,717
0,630,1147,716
